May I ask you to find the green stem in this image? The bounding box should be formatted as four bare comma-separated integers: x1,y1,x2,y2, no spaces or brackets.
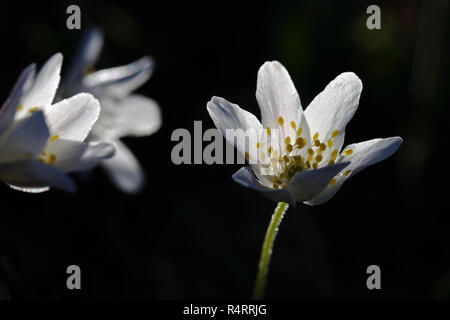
253,201,289,300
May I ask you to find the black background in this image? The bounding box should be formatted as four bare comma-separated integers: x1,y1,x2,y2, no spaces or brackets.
0,0,448,299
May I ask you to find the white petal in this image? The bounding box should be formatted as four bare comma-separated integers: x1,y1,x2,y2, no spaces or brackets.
46,93,100,141
256,61,302,128
83,56,154,98
0,64,36,135
18,53,62,116
305,137,403,205
94,94,161,139
304,72,362,162
0,111,49,164
0,160,75,192
232,166,293,203
207,96,262,158
44,138,115,172
64,27,104,85
286,162,350,205
100,140,145,194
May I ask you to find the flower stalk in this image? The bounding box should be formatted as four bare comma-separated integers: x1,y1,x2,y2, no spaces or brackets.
253,201,289,300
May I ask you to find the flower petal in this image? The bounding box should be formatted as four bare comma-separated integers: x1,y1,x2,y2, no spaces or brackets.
94,94,162,139
286,162,350,205
18,53,62,116
256,61,303,128
207,96,262,158
45,93,100,141
232,166,293,203
100,140,145,194
44,138,115,172
304,72,362,163
64,27,104,85
0,111,49,164
0,64,36,135
83,56,154,98
305,137,403,205
0,160,75,192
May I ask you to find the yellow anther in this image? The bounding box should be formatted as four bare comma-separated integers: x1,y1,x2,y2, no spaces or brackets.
315,154,323,162
278,116,284,126
331,130,340,138
328,160,335,166
245,152,250,159
296,128,303,136
320,143,326,151
29,107,39,114
307,148,315,156
268,146,272,155
286,144,293,153
344,170,351,177
285,137,291,145
306,161,311,169
48,154,56,164
293,155,302,163
343,149,353,156
313,132,319,141
331,149,339,158
329,178,337,185
313,162,319,169
283,155,289,163
314,140,321,147
256,142,260,149
267,127,271,136
273,183,279,189
327,139,334,148
295,137,306,149
50,135,59,142
290,121,296,130
17,104,23,111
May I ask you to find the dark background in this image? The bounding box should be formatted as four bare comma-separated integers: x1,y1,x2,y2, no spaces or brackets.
0,0,448,299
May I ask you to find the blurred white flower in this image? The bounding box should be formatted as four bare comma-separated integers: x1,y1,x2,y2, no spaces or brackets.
0,53,115,193
63,28,162,194
207,61,402,206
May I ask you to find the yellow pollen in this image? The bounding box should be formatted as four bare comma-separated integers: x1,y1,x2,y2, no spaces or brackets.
306,161,311,169
307,148,315,156
320,143,326,151
267,127,271,136
315,154,323,162
268,146,272,155
50,135,59,142
285,137,291,145
296,137,306,149
290,121,296,130
283,155,289,163
296,128,303,136
17,104,23,111
313,132,319,141
245,152,250,159
48,154,56,164
286,144,293,153
329,178,337,185
328,160,335,166
293,155,302,163
256,142,260,149
314,140,321,147
331,149,339,158
29,107,39,114
327,139,334,148
344,170,351,176
313,162,319,169
331,130,340,138
278,116,284,126
344,149,353,156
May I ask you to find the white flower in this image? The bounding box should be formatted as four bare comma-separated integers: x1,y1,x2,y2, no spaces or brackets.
62,28,162,193
207,61,402,206
0,53,115,192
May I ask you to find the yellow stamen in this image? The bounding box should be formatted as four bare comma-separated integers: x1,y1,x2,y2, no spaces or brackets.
278,116,284,126
331,130,340,138
343,149,353,156
50,135,59,142
329,178,337,185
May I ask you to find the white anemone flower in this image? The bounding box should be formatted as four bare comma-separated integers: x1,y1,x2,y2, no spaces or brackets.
62,28,162,194
207,61,402,206
0,53,115,192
